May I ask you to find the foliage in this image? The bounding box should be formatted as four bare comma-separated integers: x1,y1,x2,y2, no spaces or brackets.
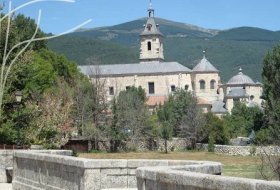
157,89,204,149
109,86,149,151
202,113,229,145
159,121,173,154
14,14,46,50
208,135,215,152
224,102,264,138
256,44,280,180
254,128,273,145
26,79,75,148
1,48,81,146
262,45,280,145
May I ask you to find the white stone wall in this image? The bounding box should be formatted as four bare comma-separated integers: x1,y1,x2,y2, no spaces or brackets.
192,72,220,102
140,37,164,61
12,151,221,190
137,165,280,190
197,144,280,156
98,73,193,102
246,85,263,105
0,150,71,183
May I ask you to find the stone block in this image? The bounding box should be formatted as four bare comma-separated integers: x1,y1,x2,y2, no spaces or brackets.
0,168,7,183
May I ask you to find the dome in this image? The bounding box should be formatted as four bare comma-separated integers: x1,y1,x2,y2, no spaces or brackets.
227,68,255,85
192,56,219,73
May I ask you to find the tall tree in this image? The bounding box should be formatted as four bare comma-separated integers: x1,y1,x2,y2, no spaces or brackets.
224,102,264,138
262,45,280,144
257,45,280,180
158,89,204,149
110,86,149,151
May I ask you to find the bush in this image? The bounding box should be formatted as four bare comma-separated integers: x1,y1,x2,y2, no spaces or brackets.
208,135,215,152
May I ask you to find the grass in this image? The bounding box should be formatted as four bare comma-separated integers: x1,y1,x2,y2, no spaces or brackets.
79,151,261,179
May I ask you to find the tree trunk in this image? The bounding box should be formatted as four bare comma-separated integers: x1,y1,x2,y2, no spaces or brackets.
164,139,168,154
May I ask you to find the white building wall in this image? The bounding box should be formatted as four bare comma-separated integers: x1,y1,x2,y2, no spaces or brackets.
140,37,164,61
192,73,220,102
96,73,193,102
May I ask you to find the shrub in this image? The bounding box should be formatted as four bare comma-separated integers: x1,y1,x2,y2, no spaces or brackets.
208,135,215,152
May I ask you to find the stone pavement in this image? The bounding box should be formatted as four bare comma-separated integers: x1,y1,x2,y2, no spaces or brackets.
0,183,12,190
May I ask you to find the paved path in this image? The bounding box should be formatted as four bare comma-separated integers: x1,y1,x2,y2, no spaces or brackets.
0,183,12,190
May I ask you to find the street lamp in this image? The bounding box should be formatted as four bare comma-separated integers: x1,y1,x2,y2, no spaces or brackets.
14,91,22,149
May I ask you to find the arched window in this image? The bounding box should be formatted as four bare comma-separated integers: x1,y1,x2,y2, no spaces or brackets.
210,80,216,89
147,42,151,51
199,80,205,90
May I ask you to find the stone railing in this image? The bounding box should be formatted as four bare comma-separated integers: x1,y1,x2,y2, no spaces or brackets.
12,151,221,190
136,165,280,190
197,143,280,156
0,150,72,183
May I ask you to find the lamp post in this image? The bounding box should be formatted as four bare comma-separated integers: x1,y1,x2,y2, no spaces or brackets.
15,91,22,149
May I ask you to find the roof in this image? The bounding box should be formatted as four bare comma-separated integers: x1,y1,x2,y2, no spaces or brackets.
227,68,255,86
226,87,249,98
211,100,228,114
78,61,192,77
146,95,167,107
140,17,163,36
197,98,211,105
192,56,219,73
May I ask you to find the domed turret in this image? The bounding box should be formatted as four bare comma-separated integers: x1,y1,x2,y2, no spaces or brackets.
227,68,255,85
193,52,219,73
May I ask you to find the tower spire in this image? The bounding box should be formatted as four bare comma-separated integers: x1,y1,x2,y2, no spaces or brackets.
148,0,154,17
203,50,206,59
238,67,243,74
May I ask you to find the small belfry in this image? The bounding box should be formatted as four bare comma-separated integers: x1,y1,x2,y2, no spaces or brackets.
139,0,164,62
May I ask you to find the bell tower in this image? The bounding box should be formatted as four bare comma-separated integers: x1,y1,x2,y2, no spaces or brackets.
139,0,164,62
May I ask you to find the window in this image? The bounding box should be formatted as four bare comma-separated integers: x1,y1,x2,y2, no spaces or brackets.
147,24,152,31
148,82,155,94
109,87,114,95
199,80,205,90
171,85,176,92
250,95,255,100
185,85,189,91
210,80,216,89
126,86,131,90
147,42,151,51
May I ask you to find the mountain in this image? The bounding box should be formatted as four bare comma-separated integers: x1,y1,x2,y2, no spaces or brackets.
47,18,280,81
213,27,280,41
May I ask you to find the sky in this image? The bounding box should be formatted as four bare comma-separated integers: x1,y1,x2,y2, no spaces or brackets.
3,0,280,34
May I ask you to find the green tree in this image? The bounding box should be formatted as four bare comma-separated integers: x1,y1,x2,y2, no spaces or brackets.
202,113,229,145
224,102,264,138
262,45,280,145
110,86,149,151
157,89,204,149
158,102,174,153
257,45,280,181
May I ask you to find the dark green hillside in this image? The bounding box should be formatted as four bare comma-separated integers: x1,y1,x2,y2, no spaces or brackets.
47,18,280,81
213,27,280,41
48,35,138,65
164,38,277,81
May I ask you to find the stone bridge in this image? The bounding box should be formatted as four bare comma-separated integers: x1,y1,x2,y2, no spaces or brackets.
1,150,280,190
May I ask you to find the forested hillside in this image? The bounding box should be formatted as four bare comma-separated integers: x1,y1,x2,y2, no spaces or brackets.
48,18,280,81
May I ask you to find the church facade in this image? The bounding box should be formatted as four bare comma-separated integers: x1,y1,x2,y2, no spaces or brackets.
78,3,263,115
